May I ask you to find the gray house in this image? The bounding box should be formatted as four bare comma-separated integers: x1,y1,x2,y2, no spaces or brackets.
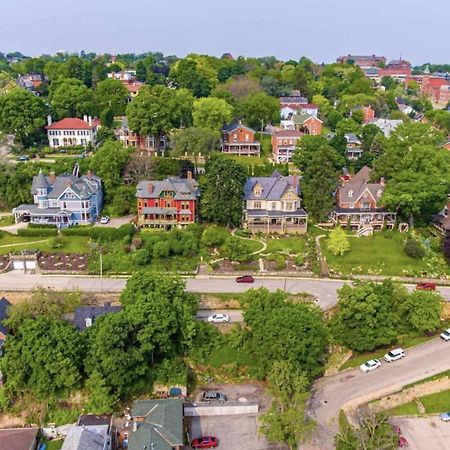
13,169,103,227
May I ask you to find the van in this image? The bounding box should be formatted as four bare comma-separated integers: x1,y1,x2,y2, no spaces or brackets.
201,391,227,403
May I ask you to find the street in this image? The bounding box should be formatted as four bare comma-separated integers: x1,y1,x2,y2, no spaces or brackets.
307,337,450,449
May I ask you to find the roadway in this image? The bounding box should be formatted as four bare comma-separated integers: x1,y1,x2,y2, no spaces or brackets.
307,337,450,449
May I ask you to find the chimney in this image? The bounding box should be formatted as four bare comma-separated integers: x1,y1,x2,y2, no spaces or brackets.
83,114,88,123
132,421,138,432
187,170,192,180
88,116,92,127
380,177,385,187
49,172,56,184
147,182,153,194
47,115,52,126
291,174,299,188
67,180,72,188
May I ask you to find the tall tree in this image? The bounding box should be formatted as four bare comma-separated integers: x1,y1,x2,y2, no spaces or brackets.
95,78,128,116
171,127,221,161
200,156,247,227
239,91,280,131
192,97,233,130
169,58,213,97
0,88,47,145
293,136,344,221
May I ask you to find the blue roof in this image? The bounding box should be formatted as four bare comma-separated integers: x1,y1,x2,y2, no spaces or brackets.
244,171,301,201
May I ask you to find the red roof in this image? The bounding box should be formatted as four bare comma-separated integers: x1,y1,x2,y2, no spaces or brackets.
281,103,318,110
47,118,98,130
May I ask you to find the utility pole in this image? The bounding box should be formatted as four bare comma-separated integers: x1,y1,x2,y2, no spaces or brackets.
99,245,103,293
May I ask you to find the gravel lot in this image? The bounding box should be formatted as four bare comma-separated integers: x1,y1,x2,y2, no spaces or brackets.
393,416,450,449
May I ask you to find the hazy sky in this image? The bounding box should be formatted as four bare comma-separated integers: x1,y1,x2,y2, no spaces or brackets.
1,0,449,64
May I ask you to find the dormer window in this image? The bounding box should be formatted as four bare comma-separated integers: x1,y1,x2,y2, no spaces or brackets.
377,189,383,197
253,183,263,198
348,190,353,198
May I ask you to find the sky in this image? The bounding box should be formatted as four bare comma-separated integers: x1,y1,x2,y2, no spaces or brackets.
0,0,449,65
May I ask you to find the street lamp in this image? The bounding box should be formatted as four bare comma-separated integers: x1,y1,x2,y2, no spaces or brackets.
89,240,103,293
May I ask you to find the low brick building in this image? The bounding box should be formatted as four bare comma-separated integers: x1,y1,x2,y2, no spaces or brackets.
221,123,260,156
271,129,303,163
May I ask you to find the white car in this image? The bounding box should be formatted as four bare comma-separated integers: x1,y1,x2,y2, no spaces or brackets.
360,359,382,373
384,348,405,362
440,329,450,341
207,313,230,323
100,216,110,224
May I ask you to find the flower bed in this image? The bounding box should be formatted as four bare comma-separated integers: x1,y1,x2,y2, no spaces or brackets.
37,252,88,272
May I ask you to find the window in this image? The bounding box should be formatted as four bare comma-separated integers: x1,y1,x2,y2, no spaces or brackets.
233,133,238,142
377,189,383,197
254,201,262,209
53,139,59,146
349,203,354,209
285,202,293,211
348,190,353,198
272,202,276,210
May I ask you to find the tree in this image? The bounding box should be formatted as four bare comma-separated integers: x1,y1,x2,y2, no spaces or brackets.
293,136,344,221
169,58,213,97
402,290,442,334
0,88,47,145
241,288,328,379
328,227,350,256
0,317,84,399
192,97,233,130
171,127,221,161
404,237,425,259
49,77,94,119
0,72,16,95
220,74,263,101
200,156,247,227
239,92,280,131
111,185,135,216
90,140,131,194
127,85,194,146
95,78,128,116
100,108,114,127
222,236,252,262
331,281,408,352
201,225,229,248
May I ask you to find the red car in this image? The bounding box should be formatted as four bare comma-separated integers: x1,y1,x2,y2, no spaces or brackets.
236,275,254,283
191,436,218,449
398,436,408,447
416,282,436,291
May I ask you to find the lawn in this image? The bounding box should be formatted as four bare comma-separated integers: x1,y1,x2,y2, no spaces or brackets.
387,388,450,416
386,401,420,416
0,215,14,226
265,236,306,254
322,231,446,277
42,440,63,450
203,342,255,368
0,234,90,255
223,155,267,167
340,334,437,370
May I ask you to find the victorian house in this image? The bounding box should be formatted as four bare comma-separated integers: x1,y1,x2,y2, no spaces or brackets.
221,123,261,156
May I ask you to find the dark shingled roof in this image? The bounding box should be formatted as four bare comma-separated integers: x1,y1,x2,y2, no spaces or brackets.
73,304,122,330
244,171,301,201
136,177,200,201
0,297,11,336
0,427,39,450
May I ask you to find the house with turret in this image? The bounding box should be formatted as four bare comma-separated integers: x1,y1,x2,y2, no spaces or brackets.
12,169,103,227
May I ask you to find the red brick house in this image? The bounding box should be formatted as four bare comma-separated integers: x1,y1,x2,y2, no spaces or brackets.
136,173,200,229
331,166,396,232
293,112,323,135
378,60,412,82
361,105,375,124
337,55,386,68
221,123,260,156
271,129,303,163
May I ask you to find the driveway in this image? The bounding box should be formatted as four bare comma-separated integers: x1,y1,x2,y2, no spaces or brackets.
393,417,450,450
196,309,243,323
307,337,450,449
94,215,134,228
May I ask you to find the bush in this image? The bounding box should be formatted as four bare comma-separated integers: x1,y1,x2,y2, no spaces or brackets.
29,223,57,229
50,236,64,249
275,255,287,271
61,223,135,241
17,228,58,237
133,248,151,265
201,226,229,248
404,237,425,259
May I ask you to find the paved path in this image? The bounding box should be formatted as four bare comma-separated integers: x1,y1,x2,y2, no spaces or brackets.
306,337,450,449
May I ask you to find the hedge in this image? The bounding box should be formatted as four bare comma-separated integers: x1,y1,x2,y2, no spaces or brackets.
17,228,58,237
61,223,135,241
29,223,57,229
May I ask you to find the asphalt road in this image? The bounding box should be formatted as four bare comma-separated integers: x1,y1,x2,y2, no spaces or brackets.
307,337,450,450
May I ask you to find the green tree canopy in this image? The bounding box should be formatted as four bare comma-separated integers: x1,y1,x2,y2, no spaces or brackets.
238,91,280,131
402,290,442,334
328,227,351,256
171,127,221,159
192,97,233,130
95,78,128,116
200,155,247,227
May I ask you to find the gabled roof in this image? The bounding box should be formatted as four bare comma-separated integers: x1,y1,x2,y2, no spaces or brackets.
222,122,256,134
273,129,303,138
0,427,39,450
244,172,301,201
47,118,98,130
136,177,200,200
293,111,323,125
338,166,384,205
0,297,11,336
129,399,183,450
344,133,362,144
279,96,308,104
73,304,122,330
62,426,105,450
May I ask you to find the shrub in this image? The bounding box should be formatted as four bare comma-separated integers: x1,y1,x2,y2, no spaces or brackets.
295,254,305,266
404,237,425,259
133,248,151,265
61,223,135,241
201,226,229,247
50,236,64,249
17,228,58,237
328,227,350,256
275,255,287,271
132,237,143,249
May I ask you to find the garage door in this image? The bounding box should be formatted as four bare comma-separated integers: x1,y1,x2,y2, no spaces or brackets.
13,261,25,270
25,261,36,270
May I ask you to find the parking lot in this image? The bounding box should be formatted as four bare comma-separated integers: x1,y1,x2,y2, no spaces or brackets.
188,383,282,450
394,416,450,449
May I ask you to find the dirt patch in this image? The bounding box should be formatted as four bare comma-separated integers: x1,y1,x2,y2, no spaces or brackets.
1,291,121,306
212,259,259,273
38,252,88,272
198,294,241,310
0,254,9,271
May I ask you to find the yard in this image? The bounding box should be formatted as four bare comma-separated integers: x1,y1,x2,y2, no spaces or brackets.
322,231,449,277
387,388,450,416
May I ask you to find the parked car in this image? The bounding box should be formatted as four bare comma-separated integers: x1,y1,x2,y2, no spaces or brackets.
416,282,436,291
384,348,405,362
21,215,30,223
201,391,227,403
191,436,218,449
440,411,450,422
236,275,254,283
208,313,230,323
392,425,401,435
17,155,29,162
360,359,382,373
100,216,110,224
440,329,450,341
398,436,408,447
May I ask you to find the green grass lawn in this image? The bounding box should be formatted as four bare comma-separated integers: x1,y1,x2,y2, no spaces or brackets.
203,342,255,368
322,231,444,277
265,236,306,254
0,234,90,255
340,334,437,370
420,389,450,413
0,215,14,226
43,440,63,450
386,401,420,416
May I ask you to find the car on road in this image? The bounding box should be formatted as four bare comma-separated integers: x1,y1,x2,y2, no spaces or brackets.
17,156,29,162
440,329,450,341
100,216,110,224
360,359,382,373
384,348,405,362
201,391,227,403
191,436,218,449
398,436,408,447
236,275,254,283
440,411,450,422
416,282,436,291
208,313,230,323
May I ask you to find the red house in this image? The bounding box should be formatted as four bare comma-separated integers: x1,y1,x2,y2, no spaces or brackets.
136,173,200,229
221,123,261,156
271,129,303,163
